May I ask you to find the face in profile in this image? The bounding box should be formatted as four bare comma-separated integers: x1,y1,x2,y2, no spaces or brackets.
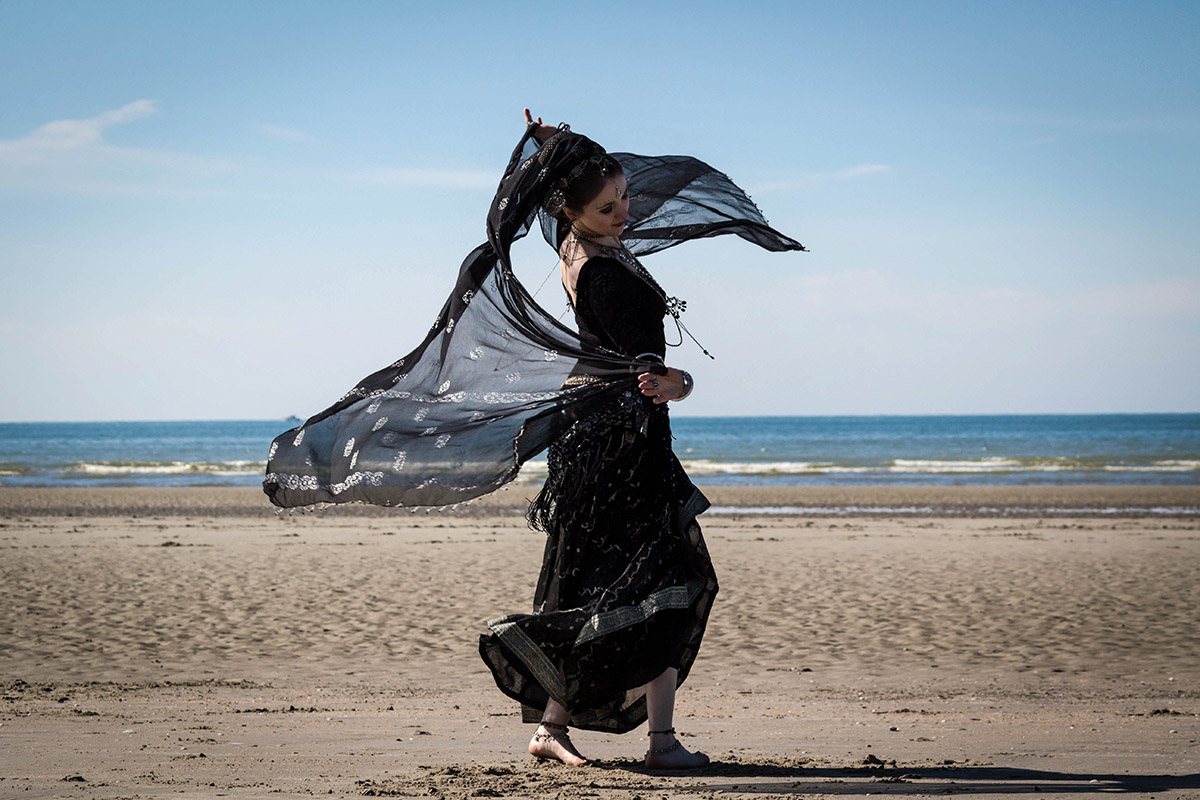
566,174,629,238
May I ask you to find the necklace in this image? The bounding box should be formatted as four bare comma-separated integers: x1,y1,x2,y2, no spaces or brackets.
566,228,711,358
568,228,686,318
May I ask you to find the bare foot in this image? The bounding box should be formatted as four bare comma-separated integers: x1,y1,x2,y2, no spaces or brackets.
644,733,709,769
528,725,590,766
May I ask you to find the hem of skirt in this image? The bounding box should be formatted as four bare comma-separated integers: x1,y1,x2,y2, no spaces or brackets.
574,579,703,647
484,617,568,704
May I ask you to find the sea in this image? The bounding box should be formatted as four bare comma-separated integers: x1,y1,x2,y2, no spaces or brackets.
0,414,1196,489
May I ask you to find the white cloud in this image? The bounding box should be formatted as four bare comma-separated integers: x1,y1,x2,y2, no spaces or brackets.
750,164,894,193
686,267,1200,415
0,101,238,195
253,123,316,144
0,100,158,162
835,164,893,179
327,167,497,189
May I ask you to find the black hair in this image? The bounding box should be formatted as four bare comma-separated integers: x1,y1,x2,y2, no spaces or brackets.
558,153,624,216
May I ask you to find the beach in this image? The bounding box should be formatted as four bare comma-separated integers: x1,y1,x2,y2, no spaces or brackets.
2,486,1198,799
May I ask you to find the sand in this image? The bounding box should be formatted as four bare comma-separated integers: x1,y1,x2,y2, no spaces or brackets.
1,486,1198,799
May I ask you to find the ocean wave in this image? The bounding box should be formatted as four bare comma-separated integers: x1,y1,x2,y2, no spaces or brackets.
72,460,266,477
1107,460,1200,472
709,505,1200,516
510,456,1200,480
680,459,833,475
683,457,1200,476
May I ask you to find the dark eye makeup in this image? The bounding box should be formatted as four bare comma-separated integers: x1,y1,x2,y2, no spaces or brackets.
594,187,629,214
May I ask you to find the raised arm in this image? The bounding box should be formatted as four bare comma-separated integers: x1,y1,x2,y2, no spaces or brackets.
523,108,559,143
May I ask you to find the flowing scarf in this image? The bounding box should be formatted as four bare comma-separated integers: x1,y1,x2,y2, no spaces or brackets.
263,123,804,509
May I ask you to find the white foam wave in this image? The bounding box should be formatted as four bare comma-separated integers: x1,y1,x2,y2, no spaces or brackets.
890,458,1025,472
680,459,830,475
681,457,1199,476
1108,460,1200,472
709,505,1200,516
73,461,265,476
710,505,935,515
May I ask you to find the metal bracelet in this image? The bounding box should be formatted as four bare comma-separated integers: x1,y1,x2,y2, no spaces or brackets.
674,370,694,401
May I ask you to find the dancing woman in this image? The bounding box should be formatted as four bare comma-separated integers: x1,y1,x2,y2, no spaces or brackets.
479,110,717,768
264,109,803,770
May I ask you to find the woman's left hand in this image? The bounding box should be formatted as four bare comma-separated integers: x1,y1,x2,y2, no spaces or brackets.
638,368,686,404
524,108,558,143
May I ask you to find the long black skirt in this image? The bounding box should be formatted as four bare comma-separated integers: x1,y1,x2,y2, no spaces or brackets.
479,391,718,733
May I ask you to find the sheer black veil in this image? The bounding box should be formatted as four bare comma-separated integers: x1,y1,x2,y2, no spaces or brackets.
263,123,804,509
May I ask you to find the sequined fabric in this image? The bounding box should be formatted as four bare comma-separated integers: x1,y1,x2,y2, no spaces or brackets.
478,257,718,734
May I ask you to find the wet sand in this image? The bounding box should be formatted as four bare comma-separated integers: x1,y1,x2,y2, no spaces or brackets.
1,486,1197,799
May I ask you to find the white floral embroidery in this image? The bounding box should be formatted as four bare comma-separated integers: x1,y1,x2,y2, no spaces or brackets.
437,380,451,394
543,350,559,361
434,434,451,449
328,471,384,494
445,318,455,333
263,473,318,491
462,289,475,304
468,347,484,360
393,451,407,471
421,426,438,436
372,416,389,432
268,441,278,460
263,470,384,494
349,450,359,469
343,438,355,457
480,390,560,404
414,408,428,422
469,411,487,422
506,372,521,383
498,197,509,210
292,429,305,446
367,400,381,413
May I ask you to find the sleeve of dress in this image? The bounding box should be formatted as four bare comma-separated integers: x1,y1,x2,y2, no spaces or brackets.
576,257,665,358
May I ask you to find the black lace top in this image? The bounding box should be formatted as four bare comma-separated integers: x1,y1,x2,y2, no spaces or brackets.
573,256,667,359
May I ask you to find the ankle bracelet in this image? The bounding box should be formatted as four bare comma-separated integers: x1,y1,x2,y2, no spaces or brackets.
647,727,675,735
646,739,683,756
539,720,569,732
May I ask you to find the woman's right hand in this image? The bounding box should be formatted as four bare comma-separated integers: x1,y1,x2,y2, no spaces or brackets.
637,367,686,404
524,108,558,143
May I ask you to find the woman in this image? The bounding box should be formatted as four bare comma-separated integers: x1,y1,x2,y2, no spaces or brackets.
478,111,717,769
263,109,803,770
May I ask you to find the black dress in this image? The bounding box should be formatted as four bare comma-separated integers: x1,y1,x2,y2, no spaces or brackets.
478,256,719,734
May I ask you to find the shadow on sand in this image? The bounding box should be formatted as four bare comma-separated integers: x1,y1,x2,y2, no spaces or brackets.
590,758,1200,795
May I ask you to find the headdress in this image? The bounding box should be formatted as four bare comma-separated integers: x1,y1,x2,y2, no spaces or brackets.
263,122,804,510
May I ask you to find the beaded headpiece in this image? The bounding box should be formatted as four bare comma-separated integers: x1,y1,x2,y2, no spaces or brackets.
543,151,615,216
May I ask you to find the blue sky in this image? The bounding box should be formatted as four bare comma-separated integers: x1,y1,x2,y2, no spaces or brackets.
1,0,1197,420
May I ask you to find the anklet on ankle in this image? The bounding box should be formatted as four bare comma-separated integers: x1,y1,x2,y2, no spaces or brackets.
646,727,681,757
533,719,571,743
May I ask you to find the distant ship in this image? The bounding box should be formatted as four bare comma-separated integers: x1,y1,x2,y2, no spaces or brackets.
284,415,302,426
